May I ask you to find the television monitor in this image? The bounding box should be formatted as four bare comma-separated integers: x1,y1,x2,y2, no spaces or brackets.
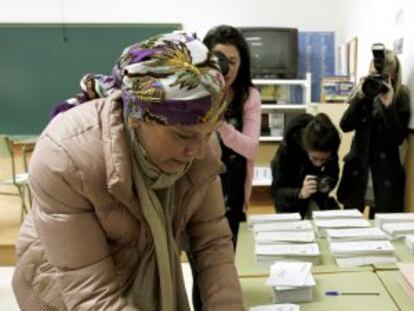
239,27,298,79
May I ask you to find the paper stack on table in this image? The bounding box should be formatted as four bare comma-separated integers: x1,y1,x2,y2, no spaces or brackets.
255,243,320,265
312,209,364,220
248,213,302,228
253,221,313,234
250,304,300,311
266,262,315,303
313,218,371,238
255,231,316,245
405,235,414,252
329,240,397,268
312,209,368,238
382,222,414,239
374,213,414,228
397,263,414,300
326,227,389,243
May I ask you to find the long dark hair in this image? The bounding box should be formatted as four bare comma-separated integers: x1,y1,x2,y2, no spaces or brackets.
203,25,253,117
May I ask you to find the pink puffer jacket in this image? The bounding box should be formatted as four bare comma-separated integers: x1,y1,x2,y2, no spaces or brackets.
12,96,243,311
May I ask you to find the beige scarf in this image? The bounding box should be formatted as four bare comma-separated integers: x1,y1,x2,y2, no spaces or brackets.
125,122,191,311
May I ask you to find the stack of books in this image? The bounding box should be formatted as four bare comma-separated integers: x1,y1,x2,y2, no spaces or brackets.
374,213,414,228
329,240,396,268
252,218,319,265
406,235,414,252
266,262,315,303
382,222,414,239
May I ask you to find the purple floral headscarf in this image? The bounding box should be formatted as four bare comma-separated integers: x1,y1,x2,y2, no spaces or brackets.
52,32,227,126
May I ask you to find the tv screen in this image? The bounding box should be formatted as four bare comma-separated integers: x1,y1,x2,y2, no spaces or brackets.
239,27,298,79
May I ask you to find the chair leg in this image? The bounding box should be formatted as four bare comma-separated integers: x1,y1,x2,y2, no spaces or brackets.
17,186,28,222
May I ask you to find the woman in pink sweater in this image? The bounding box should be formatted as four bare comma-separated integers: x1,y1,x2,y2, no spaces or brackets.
204,25,262,245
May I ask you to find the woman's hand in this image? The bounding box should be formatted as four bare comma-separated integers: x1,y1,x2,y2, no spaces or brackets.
298,175,318,199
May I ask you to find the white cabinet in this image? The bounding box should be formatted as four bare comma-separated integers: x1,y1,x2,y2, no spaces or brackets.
252,73,311,186
254,73,311,142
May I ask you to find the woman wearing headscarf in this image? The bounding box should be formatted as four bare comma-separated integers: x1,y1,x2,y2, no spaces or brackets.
12,32,243,311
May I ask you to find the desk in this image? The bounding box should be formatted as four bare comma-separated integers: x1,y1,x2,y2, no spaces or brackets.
241,272,399,310
235,223,372,277
376,270,414,311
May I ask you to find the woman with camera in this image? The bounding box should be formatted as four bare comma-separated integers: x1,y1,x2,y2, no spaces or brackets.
271,113,341,219
337,46,411,217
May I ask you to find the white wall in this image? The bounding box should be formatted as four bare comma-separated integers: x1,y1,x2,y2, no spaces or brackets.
0,0,347,41
341,0,414,128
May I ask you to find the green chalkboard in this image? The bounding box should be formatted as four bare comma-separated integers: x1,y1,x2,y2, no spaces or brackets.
0,23,181,134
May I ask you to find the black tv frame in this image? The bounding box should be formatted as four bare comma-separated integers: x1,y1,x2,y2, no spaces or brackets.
239,27,298,79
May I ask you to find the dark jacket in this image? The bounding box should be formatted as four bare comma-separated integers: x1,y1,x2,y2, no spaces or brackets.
337,85,411,213
271,114,340,218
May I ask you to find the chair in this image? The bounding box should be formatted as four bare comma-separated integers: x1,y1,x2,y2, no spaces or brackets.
0,134,31,221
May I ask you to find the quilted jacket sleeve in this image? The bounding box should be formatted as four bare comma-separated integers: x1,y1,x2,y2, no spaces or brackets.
29,134,137,311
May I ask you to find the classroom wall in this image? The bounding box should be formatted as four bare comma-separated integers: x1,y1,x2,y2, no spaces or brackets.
1,0,347,41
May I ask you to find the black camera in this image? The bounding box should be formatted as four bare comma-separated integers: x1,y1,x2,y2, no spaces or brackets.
361,43,389,98
212,51,229,77
316,175,334,194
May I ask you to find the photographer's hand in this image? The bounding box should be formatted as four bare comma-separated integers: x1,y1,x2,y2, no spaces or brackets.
298,175,318,199
379,78,394,107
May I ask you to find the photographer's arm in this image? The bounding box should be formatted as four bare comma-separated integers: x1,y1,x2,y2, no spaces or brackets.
270,147,302,212
376,85,411,145
340,84,372,132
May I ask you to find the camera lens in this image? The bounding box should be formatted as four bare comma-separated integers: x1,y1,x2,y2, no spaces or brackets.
362,77,382,98
317,176,333,193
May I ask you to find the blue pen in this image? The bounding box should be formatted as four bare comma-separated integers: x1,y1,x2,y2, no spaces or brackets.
325,290,380,296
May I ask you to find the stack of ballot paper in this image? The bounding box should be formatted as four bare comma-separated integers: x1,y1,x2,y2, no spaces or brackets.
248,213,301,227
266,262,315,303
255,231,315,245
313,209,364,220
397,263,414,300
255,243,320,265
313,218,371,238
250,304,300,311
329,240,397,268
253,221,313,234
326,227,389,243
374,213,414,228
406,235,414,252
382,222,414,239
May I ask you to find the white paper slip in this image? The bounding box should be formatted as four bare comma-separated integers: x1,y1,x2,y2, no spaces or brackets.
253,221,313,233
255,231,315,244
330,240,394,257
275,274,316,290
326,227,389,242
312,209,363,219
255,243,320,257
314,218,371,228
250,304,300,311
375,213,414,227
382,222,414,238
248,213,301,226
406,235,414,252
335,255,398,268
266,262,312,287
